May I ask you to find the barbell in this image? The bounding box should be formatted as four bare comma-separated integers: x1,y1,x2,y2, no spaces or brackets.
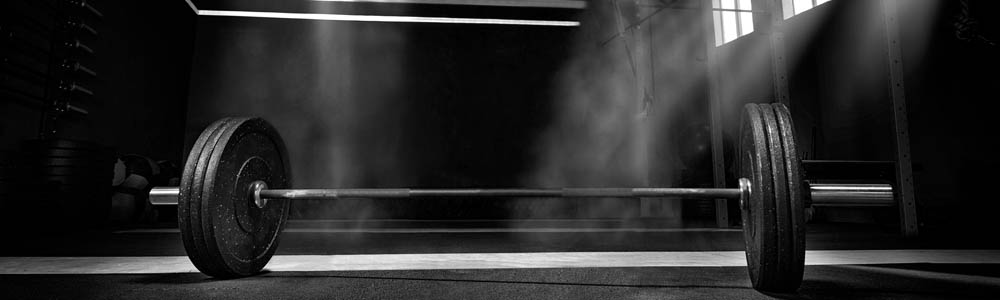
149,103,894,292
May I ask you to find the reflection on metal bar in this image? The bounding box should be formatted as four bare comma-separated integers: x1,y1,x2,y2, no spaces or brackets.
311,0,587,9
261,188,742,199
62,60,97,77
149,187,180,206
80,22,97,35
65,20,98,36
809,183,895,207
197,10,580,27
66,0,104,18
60,82,93,96
64,39,94,54
65,104,88,115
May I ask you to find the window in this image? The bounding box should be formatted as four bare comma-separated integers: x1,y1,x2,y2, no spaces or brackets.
712,0,754,46
783,0,831,19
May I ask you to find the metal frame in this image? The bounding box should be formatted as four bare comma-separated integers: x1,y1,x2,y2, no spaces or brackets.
881,0,918,237
765,0,791,106
710,0,757,46
702,0,730,228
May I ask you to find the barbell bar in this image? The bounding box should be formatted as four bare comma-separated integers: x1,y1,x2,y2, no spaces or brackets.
163,103,897,293
148,182,892,207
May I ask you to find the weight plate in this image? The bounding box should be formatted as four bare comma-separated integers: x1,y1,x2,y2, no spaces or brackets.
32,157,106,167
772,103,806,289
60,186,109,193
760,105,795,292
35,175,106,185
24,139,101,151
24,147,101,158
182,117,291,277
190,118,246,275
203,117,290,276
179,118,232,275
739,103,778,291
34,166,103,176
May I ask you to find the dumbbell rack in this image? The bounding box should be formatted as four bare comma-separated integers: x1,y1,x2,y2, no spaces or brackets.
1,0,101,137
2,0,107,229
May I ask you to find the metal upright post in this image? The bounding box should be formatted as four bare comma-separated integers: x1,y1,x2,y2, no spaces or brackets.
766,0,791,107
702,0,729,228
881,0,919,237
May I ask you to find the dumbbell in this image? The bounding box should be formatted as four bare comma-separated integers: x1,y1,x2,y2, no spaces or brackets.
148,103,894,292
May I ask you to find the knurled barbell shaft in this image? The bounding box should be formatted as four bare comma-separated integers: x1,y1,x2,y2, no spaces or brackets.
149,182,894,206
808,183,894,207
258,187,743,199
148,186,742,205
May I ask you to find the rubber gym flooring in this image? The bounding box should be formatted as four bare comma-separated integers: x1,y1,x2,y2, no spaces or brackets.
2,220,999,299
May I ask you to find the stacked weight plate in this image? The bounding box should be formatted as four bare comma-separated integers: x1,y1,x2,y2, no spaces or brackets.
22,138,112,229
179,117,291,277
739,103,806,292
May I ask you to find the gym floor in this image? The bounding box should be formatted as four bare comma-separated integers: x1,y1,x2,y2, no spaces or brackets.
2,220,999,299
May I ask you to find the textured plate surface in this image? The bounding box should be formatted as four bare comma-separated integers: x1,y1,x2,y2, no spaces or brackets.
739,103,778,290
179,118,231,274
772,103,806,289
179,117,291,277
739,103,806,292
759,105,792,288
192,118,241,275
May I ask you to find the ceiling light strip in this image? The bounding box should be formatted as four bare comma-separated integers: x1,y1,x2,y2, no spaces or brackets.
310,0,587,9
198,10,580,26
184,0,198,14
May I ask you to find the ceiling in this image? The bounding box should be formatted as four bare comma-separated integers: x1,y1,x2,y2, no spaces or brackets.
187,0,586,24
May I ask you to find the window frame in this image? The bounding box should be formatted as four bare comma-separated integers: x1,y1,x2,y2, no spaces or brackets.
783,0,831,19
712,0,755,46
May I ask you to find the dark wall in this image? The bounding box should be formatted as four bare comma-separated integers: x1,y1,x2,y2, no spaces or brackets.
85,1,196,161
899,0,1000,230
184,16,574,218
